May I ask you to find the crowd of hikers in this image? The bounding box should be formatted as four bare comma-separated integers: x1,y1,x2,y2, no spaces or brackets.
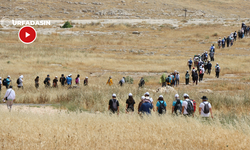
108,92,213,118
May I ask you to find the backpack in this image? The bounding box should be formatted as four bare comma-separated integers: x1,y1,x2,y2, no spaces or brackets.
190,99,196,112
16,78,20,84
3,78,7,86
185,73,189,79
158,101,166,114
199,70,202,74
75,77,79,84
174,99,182,114
222,39,225,44
166,77,170,83
216,67,220,72
44,78,48,84
111,99,118,111
185,100,194,115
203,102,210,114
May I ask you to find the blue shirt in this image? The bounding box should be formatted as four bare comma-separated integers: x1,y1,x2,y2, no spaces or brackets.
188,60,192,65
156,101,167,113
66,77,72,85
6,78,10,85
172,99,183,106
139,102,153,114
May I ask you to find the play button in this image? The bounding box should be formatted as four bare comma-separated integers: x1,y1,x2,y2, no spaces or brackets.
18,26,37,44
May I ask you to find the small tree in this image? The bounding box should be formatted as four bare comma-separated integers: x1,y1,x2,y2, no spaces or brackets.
61,21,73,28
125,76,134,84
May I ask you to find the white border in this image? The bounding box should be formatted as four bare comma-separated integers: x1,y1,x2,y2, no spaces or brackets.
18,26,37,44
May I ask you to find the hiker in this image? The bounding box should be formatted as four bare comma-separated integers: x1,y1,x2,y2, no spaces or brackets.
193,70,198,85
204,60,208,73
44,75,51,87
185,70,190,85
138,96,145,113
230,36,234,46
60,74,66,86
191,67,195,83
182,93,194,116
160,73,166,87
144,92,154,111
234,31,237,41
0,77,2,91
172,94,182,115
139,97,153,115
108,94,119,115
218,38,222,49
119,77,125,86
226,36,230,47
187,94,196,115
209,51,214,61
4,76,11,89
106,76,113,86
75,74,80,85
222,37,225,48
17,75,23,89
66,74,72,86
84,77,88,86
166,75,172,86
126,93,135,113
199,96,213,118
187,58,192,71
199,65,205,82
204,52,208,61
171,73,175,86
138,77,145,88
53,76,58,88
207,61,212,75
35,76,39,89
215,63,220,78
175,72,180,87
156,95,166,115
3,86,15,112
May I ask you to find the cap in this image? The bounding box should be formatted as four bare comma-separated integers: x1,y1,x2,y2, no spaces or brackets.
55,76,58,78
7,75,10,78
47,74,49,76
159,95,163,98
69,74,72,76
141,96,145,100
145,92,150,96
175,94,179,98
86,77,88,78
20,75,23,78
183,93,189,97
112,94,116,97
201,96,208,100
128,93,133,96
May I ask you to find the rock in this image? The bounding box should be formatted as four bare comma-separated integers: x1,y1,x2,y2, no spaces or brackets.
92,2,102,5
132,31,140,34
121,0,126,3
156,87,177,93
199,89,213,93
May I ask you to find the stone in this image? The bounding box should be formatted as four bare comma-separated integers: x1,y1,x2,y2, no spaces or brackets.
132,31,140,34
156,87,177,93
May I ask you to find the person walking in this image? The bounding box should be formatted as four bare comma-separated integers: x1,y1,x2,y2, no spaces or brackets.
75,74,80,85
234,31,237,41
60,74,66,86
5,76,11,89
108,94,119,115
209,51,214,61
126,93,135,113
182,93,194,117
166,75,172,86
144,92,154,112
172,94,183,115
84,77,88,86
185,70,190,85
17,75,23,89
138,96,145,113
106,76,113,86
175,72,180,87
156,95,166,115
222,37,225,48
187,58,193,71
193,70,198,85
160,73,166,87
199,65,205,82
138,77,145,88
35,76,39,89
139,97,153,115
218,38,222,49
66,74,73,86
44,75,51,88
3,86,15,112
0,77,2,91
119,77,125,86
215,63,220,78
226,36,230,47
207,61,212,75
199,96,213,119
53,76,58,88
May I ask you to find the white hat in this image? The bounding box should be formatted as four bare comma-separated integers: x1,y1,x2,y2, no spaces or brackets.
112,93,116,97
69,74,72,76
7,75,10,78
141,96,145,100
183,93,189,97
159,95,163,98
86,77,88,78
128,93,133,96
145,92,150,96
175,94,179,98
0,77,1,79
55,76,58,78
20,75,23,78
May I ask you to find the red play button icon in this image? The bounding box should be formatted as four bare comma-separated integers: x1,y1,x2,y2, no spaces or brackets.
18,26,37,44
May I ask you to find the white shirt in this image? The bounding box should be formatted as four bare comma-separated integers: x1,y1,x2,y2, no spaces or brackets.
0,80,2,85
4,88,16,100
200,68,205,74
182,99,193,115
199,102,212,117
18,78,23,86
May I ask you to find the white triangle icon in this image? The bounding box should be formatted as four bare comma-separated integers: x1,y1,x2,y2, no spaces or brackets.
25,32,30,38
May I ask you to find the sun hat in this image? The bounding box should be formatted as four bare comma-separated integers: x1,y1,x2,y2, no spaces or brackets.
175,94,179,98
112,94,116,97
201,96,208,100
20,75,23,78
141,96,145,100
159,95,163,98
7,75,10,78
55,76,58,78
145,92,150,96
128,93,133,96
86,77,88,78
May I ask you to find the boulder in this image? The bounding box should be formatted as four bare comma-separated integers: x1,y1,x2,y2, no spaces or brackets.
132,31,140,34
156,86,177,93
199,89,213,93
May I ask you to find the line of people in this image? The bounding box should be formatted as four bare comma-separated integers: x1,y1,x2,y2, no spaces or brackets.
108,92,213,118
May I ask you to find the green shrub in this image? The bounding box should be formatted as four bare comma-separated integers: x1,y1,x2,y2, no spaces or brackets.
125,76,134,84
61,21,73,28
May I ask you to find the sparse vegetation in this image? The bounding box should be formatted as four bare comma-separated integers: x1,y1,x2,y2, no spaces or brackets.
61,21,73,28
